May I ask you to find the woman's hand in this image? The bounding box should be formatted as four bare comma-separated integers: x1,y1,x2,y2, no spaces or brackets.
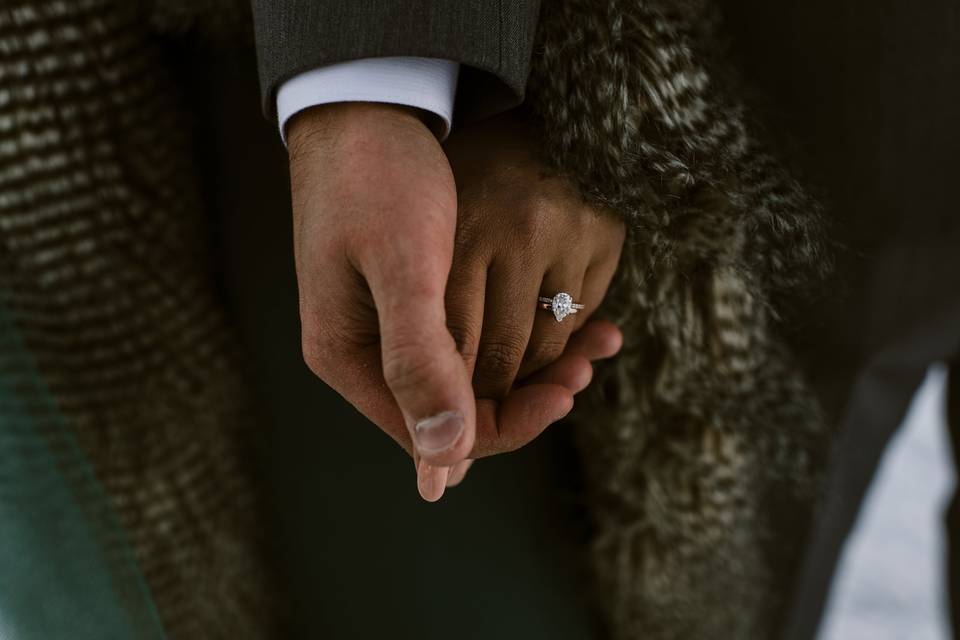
437,111,627,491
444,110,626,396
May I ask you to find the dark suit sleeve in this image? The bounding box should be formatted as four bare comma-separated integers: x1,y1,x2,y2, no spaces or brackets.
250,1,542,122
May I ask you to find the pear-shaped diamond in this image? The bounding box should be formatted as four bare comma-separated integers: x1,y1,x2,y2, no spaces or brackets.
552,292,573,322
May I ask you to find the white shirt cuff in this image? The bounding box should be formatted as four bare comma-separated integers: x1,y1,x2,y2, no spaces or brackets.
276,57,459,145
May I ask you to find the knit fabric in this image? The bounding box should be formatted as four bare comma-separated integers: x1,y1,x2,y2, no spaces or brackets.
526,1,831,638
0,1,279,637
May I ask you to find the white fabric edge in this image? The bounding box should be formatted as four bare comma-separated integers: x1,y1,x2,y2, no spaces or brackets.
276,57,460,145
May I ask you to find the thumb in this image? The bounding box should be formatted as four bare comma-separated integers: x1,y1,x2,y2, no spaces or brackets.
365,248,476,468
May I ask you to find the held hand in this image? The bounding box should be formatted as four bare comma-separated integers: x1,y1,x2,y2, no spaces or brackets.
290,103,475,470
288,103,581,500
444,110,626,403
438,111,627,490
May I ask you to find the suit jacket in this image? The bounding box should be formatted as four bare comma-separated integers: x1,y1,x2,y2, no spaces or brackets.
250,0,542,122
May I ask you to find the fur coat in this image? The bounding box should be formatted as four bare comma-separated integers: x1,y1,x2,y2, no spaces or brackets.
0,0,830,638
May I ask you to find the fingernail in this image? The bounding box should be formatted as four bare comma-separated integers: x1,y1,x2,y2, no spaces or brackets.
413,410,464,454
417,460,449,502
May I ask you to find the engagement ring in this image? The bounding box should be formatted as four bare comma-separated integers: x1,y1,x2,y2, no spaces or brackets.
538,292,584,322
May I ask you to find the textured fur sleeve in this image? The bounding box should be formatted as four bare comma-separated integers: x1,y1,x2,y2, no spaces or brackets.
524,1,832,638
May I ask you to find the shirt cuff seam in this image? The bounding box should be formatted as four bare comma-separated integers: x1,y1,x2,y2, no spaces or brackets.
276,58,459,146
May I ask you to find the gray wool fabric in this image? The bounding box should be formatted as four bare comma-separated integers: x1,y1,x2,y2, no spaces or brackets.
0,0,831,638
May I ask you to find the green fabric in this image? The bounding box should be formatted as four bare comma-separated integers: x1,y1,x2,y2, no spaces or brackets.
0,299,165,640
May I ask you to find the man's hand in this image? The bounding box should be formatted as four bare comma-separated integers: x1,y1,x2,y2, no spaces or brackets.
288,103,582,500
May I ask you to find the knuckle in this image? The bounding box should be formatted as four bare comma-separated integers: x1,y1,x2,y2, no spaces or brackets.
301,340,325,377
513,194,552,242
512,190,589,254
301,330,336,379
299,314,355,381
381,338,443,394
476,336,527,382
524,337,569,372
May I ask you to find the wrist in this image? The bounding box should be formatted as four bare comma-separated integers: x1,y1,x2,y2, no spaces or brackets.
286,102,435,162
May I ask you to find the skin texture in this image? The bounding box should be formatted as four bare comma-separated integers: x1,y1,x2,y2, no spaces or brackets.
288,103,625,501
